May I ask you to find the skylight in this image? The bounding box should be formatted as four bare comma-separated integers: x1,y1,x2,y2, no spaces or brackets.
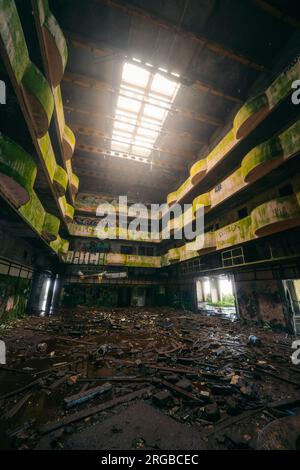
111,61,180,159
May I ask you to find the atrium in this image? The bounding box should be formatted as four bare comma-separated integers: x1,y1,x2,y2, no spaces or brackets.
0,0,300,453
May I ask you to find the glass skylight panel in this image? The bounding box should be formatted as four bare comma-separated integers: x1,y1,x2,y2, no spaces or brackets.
151,73,178,97
140,118,161,131
122,62,150,87
111,61,180,159
117,96,141,114
116,111,138,125
136,127,158,140
114,121,135,134
112,132,131,142
144,103,167,121
133,138,152,148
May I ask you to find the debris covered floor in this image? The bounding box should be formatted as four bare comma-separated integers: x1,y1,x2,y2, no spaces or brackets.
0,308,300,450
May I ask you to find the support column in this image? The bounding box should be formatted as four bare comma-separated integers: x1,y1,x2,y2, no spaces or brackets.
27,271,53,315
210,278,221,303
196,280,204,302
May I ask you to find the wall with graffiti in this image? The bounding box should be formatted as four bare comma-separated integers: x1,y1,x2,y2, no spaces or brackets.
0,275,31,323
61,284,118,307
75,192,137,214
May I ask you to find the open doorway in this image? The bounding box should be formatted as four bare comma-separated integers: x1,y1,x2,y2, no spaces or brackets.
196,274,237,319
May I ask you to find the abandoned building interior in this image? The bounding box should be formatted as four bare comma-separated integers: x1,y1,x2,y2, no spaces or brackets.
1,0,300,452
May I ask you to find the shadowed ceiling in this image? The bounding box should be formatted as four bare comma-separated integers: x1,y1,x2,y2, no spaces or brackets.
49,0,299,203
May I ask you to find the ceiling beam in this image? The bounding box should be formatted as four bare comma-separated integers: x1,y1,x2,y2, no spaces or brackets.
63,71,223,127
65,30,243,104
74,162,178,188
252,0,300,28
75,178,169,201
75,141,185,172
97,0,266,72
69,123,196,161
65,105,208,147
74,158,179,182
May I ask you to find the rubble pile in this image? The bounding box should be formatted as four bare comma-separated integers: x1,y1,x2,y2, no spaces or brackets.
0,307,299,450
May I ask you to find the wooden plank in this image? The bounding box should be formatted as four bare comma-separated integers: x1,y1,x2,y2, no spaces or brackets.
268,397,300,410
40,385,154,434
157,378,205,403
255,366,300,387
63,382,112,409
2,392,32,420
0,379,42,401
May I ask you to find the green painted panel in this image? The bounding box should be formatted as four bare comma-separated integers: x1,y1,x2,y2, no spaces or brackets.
0,135,37,206
19,190,46,234
37,132,56,181
216,216,253,250
233,93,268,137
22,62,54,129
193,193,211,214
59,195,74,221
241,135,283,182
71,172,79,194
267,60,300,108
59,238,69,255
206,128,236,165
65,202,75,221
42,212,60,241
251,196,300,235
36,0,68,84
280,119,300,157
53,86,65,136
63,125,76,160
36,0,51,25
167,177,193,205
190,158,207,183
168,247,181,262
53,164,67,196
50,234,61,253
0,0,29,83
44,14,68,72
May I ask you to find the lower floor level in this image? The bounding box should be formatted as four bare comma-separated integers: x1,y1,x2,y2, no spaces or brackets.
1,257,299,335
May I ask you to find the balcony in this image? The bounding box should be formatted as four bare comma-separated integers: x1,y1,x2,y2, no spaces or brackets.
251,196,300,237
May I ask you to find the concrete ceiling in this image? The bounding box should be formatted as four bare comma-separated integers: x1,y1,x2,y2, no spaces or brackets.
48,0,299,202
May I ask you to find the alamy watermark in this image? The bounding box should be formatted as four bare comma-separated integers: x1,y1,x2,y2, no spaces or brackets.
0,340,6,365
94,196,205,250
291,340,300,365
0,80,6,104
291,80,300,105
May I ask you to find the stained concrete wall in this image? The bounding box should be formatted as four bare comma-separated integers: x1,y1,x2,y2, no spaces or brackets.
61,283,168,308
234,274,292,331
0,274,31,323
61,284,119,307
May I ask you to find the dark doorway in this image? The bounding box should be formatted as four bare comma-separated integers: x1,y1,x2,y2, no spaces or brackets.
118,287,132,307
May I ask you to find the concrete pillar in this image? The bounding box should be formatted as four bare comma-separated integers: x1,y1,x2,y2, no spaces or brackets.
192,281,198,312
210,278,221,303
49,275,63,314
196,280,204,302
27,271,53,315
